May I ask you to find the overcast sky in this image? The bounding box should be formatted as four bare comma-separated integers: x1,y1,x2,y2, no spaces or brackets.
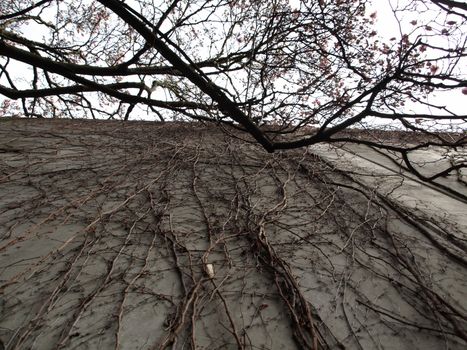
0,0,465,123
365,0,466,117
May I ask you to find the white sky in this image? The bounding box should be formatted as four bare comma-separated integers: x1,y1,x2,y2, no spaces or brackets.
365,0,466,116
0,0,465,122
287,0,466,118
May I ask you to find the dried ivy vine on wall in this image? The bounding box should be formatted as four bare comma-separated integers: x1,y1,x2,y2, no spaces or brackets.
0,119,465,349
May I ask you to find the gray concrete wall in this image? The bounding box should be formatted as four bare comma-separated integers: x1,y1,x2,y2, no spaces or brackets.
0,119,466,349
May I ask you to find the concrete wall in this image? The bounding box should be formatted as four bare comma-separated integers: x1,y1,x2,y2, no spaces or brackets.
0,119,466,349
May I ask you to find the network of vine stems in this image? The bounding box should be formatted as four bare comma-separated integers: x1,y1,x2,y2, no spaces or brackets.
0,119,465,349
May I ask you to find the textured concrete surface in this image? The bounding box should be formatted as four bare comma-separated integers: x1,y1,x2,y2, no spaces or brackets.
0,118,466,349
